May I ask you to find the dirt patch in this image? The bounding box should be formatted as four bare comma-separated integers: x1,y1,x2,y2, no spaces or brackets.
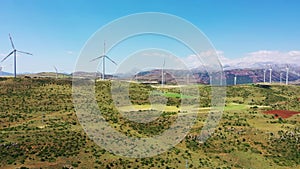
264,110,300,119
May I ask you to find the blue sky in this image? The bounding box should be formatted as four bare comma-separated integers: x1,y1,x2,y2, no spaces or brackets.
0,0,300,73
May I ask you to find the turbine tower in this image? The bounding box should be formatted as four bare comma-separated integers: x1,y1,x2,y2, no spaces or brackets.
234,75,237,85
0,65,9,75
186,74,189,84
0,65,4,72
269,65,272,84
53,66,58,79
286,65,289,85
280,72,283,84
90,41,117,80
263,69,266,83
161,58,165,87
1,34,33,78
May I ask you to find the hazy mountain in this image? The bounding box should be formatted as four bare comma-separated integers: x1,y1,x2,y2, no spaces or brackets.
184,50,300,71
134,68,300,85
0,71,13,76
220,50,300,70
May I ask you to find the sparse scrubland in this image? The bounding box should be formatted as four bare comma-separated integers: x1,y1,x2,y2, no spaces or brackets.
0,77,299,169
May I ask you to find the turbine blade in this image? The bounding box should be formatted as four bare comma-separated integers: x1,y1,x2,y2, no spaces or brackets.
1,51,14,62
9,34,15,50
17,50,33,55
53,66,58,73
105,56,117,65
90,55,105,62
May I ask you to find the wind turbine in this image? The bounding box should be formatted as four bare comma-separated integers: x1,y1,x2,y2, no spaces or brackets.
186,74,189,84
0,65,3,74
263,69,266,83
286,65,289,85
0,64,11,75
136,72,140,82
269,65,272,84
234,75,237,85
90,41,117,80
220,73,223,86
0,65,4,72
53,66,58,79
280,72,283,84
161,58,165,87
1,34,33,78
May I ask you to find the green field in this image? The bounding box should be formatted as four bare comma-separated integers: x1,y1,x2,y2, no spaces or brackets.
0,78,299,169
163,92,195,99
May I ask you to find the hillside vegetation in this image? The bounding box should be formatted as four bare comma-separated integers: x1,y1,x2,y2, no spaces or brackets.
0,78,299,169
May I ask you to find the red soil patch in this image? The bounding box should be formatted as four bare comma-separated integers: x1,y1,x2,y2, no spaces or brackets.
264,110,300,119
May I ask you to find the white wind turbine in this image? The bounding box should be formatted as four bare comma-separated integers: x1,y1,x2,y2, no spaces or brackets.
0,65,5,72
1,34,33,78
90,41,117,80
0,65,3,74
234,75,237,85
161,58,165,87
280,72,283,84
286,65,289,85
53,66,58,79
269,65,272,84
0,64,11,75
263,69,267,83
186,74,189,84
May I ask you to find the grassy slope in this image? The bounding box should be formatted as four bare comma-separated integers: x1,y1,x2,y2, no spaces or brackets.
0,78,299,169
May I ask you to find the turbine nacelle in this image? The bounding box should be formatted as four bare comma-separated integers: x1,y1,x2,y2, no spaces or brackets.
90,42,117,80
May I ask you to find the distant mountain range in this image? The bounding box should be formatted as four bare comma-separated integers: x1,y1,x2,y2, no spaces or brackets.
0,71,13,76
184,50,300,70
1,57,300,86
221,61,300,71
184,52,300,85
222,50,300,68
134,66,300,85
0,71,71,78
2,69,299,86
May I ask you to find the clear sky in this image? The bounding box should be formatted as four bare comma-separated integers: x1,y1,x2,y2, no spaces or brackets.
0,0,300,73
